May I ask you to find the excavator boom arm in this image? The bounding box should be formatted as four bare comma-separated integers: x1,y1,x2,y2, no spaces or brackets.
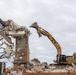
30,22,62,54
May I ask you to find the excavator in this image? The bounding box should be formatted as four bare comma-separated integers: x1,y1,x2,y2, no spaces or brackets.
30,22,74,65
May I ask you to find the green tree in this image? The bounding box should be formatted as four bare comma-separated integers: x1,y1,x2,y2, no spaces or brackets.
42,62,48,65
31,58,40,63
73,53,76,65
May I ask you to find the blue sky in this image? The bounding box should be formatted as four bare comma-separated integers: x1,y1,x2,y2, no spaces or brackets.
0,0,76,67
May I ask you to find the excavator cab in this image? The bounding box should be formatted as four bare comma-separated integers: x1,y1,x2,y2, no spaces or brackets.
55,54,74,64
57,54,66,63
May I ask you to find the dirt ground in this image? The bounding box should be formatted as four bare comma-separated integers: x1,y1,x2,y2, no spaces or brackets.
24,72,76,75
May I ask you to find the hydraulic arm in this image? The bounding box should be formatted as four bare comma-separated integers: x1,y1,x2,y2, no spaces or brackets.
30,22,74,64
30,22,62,54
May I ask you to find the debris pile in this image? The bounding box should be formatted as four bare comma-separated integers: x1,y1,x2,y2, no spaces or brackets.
25,62,76,73
4,62,76,75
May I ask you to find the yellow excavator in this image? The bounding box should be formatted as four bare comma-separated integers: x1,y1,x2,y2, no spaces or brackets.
30,22,74,65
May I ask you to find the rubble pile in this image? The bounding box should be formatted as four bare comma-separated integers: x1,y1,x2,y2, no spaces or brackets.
26,62,76,73
4,63,76,75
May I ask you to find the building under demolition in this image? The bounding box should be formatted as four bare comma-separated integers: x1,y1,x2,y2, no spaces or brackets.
0,19,76,75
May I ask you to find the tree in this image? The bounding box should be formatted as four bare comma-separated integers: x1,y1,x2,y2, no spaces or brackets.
73,53,76,65
31,58,40,63
42,62,48,65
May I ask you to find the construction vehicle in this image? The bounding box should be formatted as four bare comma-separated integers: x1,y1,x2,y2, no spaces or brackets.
30,22,74,65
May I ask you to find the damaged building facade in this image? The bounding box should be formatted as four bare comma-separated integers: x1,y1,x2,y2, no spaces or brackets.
0,19,30,67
